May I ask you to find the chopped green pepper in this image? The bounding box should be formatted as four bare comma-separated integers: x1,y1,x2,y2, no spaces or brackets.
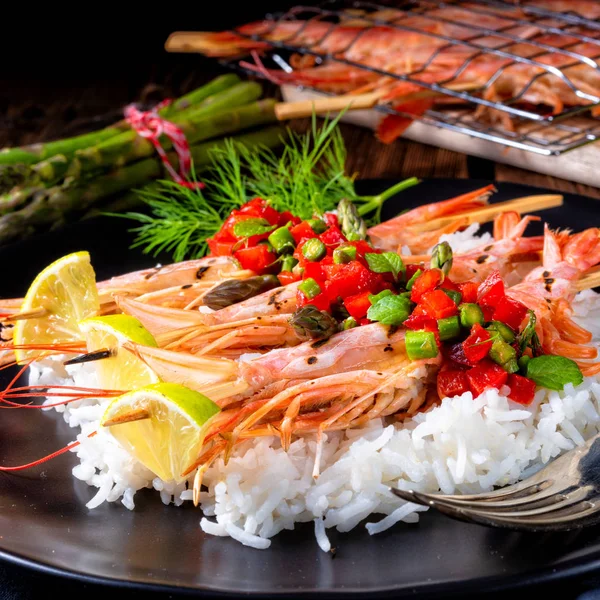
306,219,328,234
459,303,484,328
301,238,327,262
342,316,358,330
503,358,520,374
333,245,357,264
438,316,461,341
489,339,517,370
281,256,299,272
405,330,439,360
486,320,516,343
298,278,321,300
442,289,462,306
268,226,296,255
518,355,530,371
406,269,423,291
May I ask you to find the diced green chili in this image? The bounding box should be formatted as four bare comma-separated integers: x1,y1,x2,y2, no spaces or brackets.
301,238,327,262
281,256,299,272
459,303,484,328
368,289,394,305
486,320,516,343
342,316,358,330
406,269,423,291
518,355,530,371
268,226,296,255
438,315,461,341
333,245,357,264
489,339,517,369
405,330,439,360
306,219,328,234
503,358,520,374
298,278,321,299
442,289,462,306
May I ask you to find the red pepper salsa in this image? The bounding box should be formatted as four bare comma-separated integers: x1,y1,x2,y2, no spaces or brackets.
207,198,541,405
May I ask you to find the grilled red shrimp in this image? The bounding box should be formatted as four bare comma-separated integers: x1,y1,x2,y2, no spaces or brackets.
115,281,300,356
0,255,252,314
172,323,441,478
367,184,495,254
507,224,600,375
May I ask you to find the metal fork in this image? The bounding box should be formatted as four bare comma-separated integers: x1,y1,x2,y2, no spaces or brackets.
392,432,600,531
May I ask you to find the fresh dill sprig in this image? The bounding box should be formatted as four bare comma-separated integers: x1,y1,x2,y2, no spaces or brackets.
116,113,419,262
111,178,236,262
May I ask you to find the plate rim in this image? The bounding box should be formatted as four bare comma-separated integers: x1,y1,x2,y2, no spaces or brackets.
1,177,599,597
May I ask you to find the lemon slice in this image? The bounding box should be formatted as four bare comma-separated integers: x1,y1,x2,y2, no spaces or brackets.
78,314,160,391
14,251,100,364
100,382,220,482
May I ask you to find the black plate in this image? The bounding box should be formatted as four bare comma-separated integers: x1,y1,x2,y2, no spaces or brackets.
1,178,600,598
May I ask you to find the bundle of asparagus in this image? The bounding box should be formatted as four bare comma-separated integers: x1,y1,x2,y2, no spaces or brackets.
0,74,285,245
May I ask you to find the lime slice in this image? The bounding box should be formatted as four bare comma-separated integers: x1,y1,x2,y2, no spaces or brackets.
101,382,220,482
79,314,160,391
14,251,100,364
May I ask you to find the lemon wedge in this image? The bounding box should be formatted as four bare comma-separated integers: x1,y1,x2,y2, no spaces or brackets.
14,251,100,364
100,382,220,482
78,314,160,391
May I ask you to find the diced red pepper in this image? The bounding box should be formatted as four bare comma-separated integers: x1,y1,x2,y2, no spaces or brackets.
233,245,277,274
410,269,443,303
462,323,493,363
303,261,325,283
236,197,281,225
235,197,265,217
466,359,508,397
319,225,346,247
323,213,339,228
279,211,301,227
207,237,236,257
278,271,300,286
344,291,373,320
405,264,423,281
290,221,317,244
440,278,460,293
419,289,458,320
437,369,470,399
482,305,495,322
358,317,371,326
297,290,330,312
403,313,438,332
492,296,528,332
325,261,384,302
321,262,345,280
348,240,377,258
458,281,479,304
477,270,505,308
506,373,537,405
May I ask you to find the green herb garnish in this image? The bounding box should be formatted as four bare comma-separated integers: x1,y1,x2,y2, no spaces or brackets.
525,355,584,391
233,218,276,238
367,294,411,326
365,252,405,281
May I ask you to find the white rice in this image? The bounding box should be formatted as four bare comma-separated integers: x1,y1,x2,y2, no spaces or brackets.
27,233,600,551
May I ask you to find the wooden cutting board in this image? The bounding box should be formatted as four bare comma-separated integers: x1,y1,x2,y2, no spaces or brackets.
281,85,600,189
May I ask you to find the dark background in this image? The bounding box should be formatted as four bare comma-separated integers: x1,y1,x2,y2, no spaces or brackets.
2,3,600,599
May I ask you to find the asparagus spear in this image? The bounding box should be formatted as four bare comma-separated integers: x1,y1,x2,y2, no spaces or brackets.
0,74,241,167
290,305,339,341
0,99,277,214
337,198,368,241
1,80,264,193
0,125,285,245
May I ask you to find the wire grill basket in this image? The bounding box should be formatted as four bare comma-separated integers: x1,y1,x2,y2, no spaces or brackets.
218,0,600,155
